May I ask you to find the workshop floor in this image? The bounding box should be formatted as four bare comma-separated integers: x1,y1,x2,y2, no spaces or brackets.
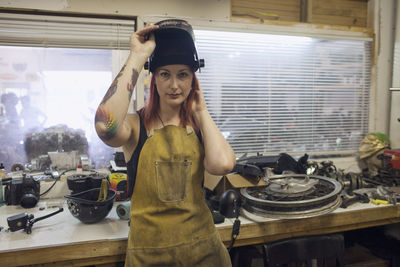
344,244,390,267
344,225,400,267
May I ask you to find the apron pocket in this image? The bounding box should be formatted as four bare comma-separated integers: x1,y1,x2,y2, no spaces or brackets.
155,160,191,202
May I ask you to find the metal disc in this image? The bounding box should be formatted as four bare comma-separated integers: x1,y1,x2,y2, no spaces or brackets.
240,174,342,219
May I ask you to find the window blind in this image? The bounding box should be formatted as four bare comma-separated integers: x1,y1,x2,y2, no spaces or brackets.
195,30,371,156
0,12,135,49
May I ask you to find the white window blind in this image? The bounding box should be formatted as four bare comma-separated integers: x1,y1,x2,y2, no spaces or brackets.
195,30,371,156
0,12,135,49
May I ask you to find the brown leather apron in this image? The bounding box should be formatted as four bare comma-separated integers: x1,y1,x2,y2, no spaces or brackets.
125,125,231,267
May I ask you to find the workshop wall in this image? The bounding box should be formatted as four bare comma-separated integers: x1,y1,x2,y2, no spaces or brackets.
0,0,230,20
231,0,368,27
0,0,368,27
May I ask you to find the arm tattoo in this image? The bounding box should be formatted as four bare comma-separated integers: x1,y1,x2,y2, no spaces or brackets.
127,69,139,100
95,107,118,140
101,65,127,104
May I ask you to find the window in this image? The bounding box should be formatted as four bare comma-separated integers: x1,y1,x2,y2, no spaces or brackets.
0,12,372,171
194,29,371,156
0,12,134,171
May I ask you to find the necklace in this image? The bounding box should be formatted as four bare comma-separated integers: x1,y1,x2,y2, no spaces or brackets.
157,113,165,127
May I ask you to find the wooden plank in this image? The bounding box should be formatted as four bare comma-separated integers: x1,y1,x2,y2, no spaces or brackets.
232,1,300,12
232,0,301,22
220,205,400,247
312,14,366,27
1,240,127,267
313,0,368,10
232,0,368,27
313,6,366,18
2,205,398,266
233,0,300,6
312,0,367,27
232,8,300,22
28,255,125,267
232,6,299,15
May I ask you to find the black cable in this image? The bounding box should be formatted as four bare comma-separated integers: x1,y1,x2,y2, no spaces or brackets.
227,216,241,251
39,168,74,196
40,179,58,196
227,198,241,252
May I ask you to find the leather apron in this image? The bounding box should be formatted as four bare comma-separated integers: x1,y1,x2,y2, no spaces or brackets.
125,125,231,267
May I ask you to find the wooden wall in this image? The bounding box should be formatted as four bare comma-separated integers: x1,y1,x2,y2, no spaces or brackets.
231,0,368,27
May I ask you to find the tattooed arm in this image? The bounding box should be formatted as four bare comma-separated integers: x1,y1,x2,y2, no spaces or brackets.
95,24,158,147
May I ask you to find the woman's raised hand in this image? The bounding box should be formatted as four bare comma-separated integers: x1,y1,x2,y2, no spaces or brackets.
191,77,208,114
130,23,159,61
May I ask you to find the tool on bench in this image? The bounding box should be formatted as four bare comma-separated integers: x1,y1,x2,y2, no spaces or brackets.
340,191,370,208
7,207,64,234
370,199,389,205
341,186,398,208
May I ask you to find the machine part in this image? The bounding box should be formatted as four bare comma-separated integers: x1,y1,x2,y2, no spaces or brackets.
109,172,128,201
66,171,109,194
24,125,88,163
377,186,398,205
219,189,242,218
116,201,131,220
11,163,24,172
7,208,63,234
241,174,342,219
233,162,264,179
65,188,116,224
340,191,370,208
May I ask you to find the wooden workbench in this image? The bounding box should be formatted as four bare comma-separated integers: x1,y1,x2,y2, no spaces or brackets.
0,199,399,267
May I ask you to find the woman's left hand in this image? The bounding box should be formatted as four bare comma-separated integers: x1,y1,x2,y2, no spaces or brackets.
191,78,208,113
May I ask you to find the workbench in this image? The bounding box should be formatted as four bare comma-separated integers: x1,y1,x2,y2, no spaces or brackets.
0,199,399,267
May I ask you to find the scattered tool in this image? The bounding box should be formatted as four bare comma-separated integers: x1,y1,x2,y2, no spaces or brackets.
7,208,64,234
370,199,389,205
340,191,369,208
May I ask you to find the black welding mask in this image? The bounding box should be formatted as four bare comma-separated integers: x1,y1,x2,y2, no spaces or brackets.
145,19,204,73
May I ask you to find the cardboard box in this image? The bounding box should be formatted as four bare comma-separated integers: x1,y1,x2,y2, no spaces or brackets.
204,172,267,197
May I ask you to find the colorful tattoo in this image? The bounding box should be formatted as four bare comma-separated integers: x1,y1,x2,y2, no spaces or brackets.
101,65,127,104
95,107,118,140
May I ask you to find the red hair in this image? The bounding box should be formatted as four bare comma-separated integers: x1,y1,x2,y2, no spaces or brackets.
141,73,199,131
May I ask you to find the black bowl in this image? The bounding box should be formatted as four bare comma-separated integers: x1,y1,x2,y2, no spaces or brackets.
65,188,116,224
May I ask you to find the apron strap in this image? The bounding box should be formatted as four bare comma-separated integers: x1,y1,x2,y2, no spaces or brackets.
186,125,194,135
148,128,155,137
148,125,193,137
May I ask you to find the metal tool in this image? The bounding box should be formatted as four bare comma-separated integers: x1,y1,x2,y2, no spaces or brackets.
7,207,64,234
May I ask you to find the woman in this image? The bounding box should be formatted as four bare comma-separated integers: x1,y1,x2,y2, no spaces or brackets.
95,19,236,266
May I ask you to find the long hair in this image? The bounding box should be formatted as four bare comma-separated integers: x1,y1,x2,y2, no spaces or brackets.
141,73,200,131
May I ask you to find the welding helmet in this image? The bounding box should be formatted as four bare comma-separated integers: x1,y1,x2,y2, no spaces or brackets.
145,19,205,73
